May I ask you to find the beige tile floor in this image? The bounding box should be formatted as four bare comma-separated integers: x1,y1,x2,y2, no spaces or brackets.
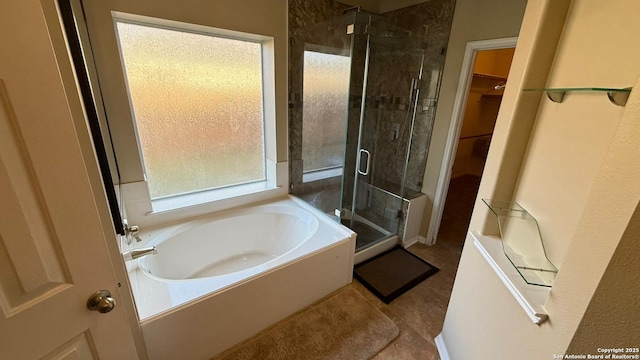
351,240,462,360
358,175,479,359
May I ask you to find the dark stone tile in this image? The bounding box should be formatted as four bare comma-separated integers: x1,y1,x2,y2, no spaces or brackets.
288,0,455,199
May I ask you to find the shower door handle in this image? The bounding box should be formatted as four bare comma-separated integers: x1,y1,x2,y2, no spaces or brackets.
357,149,371,176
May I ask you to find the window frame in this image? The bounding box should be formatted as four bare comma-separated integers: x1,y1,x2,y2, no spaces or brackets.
111,12,281,216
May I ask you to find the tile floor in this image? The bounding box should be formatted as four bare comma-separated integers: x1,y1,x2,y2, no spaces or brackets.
355,175,480,359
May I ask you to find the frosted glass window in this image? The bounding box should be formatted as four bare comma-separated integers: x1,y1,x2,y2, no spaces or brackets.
302,50,350,174
115,21,265,199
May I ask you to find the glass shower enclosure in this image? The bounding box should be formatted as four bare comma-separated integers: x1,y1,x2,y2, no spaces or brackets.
289,11,442,256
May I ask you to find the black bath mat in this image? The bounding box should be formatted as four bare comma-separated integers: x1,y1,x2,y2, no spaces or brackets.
354,246,439,304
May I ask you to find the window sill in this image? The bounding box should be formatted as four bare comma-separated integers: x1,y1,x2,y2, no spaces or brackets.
121,161,288,229
150,180,278,214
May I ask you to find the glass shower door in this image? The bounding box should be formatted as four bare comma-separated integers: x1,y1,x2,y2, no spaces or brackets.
292,12,439,254
344,18,427,251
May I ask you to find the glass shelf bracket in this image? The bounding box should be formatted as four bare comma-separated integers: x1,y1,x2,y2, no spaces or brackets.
523,87,632,107
482,199,558,287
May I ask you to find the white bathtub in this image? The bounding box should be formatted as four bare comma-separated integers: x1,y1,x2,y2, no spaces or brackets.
127,196,356,360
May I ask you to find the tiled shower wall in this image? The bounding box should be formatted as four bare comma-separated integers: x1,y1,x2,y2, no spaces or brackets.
289,0,455,211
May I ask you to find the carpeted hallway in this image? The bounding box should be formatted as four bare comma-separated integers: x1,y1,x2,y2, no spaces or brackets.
214,175,480,359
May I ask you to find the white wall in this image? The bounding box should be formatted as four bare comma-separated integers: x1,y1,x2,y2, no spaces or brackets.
509,0,640,268
440,1,640,358
420,0,528,237
567,203,640,352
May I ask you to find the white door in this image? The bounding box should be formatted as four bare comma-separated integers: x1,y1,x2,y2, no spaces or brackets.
0,0,139,358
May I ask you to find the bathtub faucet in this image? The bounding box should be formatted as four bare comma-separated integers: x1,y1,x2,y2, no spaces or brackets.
122,246,158,261
124,222,143,244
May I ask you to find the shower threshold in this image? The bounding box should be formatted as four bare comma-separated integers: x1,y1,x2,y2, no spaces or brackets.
354,235,398,265
342,218,389,251
340,215,399,264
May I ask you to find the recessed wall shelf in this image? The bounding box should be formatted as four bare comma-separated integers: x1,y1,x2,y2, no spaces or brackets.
482,199,557,287
523,87,632,107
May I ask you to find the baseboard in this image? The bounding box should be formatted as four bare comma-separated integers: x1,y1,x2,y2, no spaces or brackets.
402,235,424,248
435,333,450,360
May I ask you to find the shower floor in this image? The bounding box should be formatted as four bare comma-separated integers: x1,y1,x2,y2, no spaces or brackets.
342,218,391,251
295,187,395,251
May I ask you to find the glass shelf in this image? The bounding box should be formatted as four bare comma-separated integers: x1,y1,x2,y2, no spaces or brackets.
482,199,557,287
523,87,632,106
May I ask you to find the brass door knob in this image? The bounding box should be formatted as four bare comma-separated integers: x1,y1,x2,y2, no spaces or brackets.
87,290,116,313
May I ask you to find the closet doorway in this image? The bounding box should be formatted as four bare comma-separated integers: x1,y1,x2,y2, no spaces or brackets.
439,48,515,244
428,38,517,245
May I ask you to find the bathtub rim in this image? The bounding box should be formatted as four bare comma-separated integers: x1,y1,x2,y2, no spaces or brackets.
138,236,354,326
128,195,356,322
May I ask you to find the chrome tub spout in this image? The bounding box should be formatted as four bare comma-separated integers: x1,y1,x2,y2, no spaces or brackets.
123,246,158,261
